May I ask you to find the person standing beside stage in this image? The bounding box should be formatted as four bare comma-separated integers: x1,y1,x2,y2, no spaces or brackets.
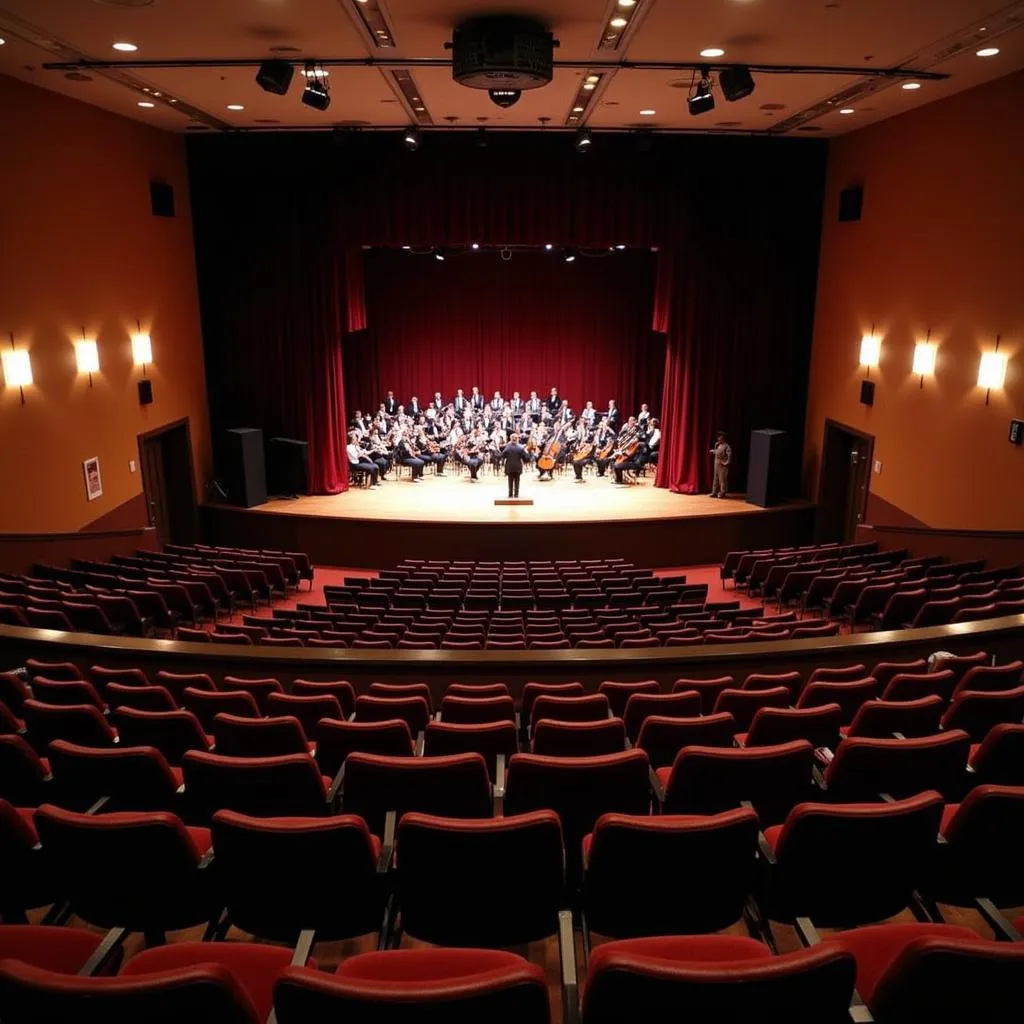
710,431,732,498
501,433,531,499
346,431,381,488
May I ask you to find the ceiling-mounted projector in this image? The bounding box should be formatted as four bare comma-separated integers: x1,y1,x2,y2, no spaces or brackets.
448,15,557,108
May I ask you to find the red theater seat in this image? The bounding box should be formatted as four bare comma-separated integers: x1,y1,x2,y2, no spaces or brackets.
112,707,212,766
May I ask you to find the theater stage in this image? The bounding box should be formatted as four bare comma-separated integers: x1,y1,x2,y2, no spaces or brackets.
200,473,815,569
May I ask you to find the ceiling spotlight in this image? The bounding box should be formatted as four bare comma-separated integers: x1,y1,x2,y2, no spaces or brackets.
488,88,521,108
839,107,855,115
301,62,330,110
586,74,600,83
574,128,593,153
227,104,244,111
434,249,446,261
545,243,554,251
0,38,6,46
610,17,628,28
976,47,1000,57
471,243,480,250
564,250,577,263
618,0,637,6
688,72,715,116
112,42,138,52
137,101,155,109
615,244,627,250
719,65,756,102
700,47,725,58
401,245,411,250
403,125,422,151
583,82,597,91
256,59,294,96
902,82,921,90
639,108,656,116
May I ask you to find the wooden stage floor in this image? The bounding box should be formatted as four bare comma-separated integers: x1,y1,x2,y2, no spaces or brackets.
202,472,815,569
258,472,769,525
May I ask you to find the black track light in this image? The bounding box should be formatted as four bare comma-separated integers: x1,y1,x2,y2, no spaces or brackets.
574,128,593,153
256,59,294,96
301,62,330,111
688,70,715,116
403,125,422,152
488,88,522,108
719,65,756,102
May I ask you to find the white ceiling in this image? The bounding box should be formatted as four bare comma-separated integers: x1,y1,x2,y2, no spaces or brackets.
1,0,1023,136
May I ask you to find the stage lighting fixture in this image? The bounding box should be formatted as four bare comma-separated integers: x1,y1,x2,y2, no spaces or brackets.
688,71,715,116
719,65,756,102
574,128,593,153
403,126,422,152
545,243,554,251
256,59,294,96
435,249,446,261
564,249,577,263
301,63,331,111
489,88,522,108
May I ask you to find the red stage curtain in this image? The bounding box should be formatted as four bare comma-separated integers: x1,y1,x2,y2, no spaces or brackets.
345,249,664,416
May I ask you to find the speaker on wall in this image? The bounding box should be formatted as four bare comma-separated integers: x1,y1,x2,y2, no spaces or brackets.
150,181,176,218
746,429,787,508
860,380,876,407
268,437,309,497
137,379,153,406
838,185,863,222
223,428,267,508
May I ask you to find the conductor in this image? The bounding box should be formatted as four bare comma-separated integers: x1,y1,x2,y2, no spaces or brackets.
501,433,531,499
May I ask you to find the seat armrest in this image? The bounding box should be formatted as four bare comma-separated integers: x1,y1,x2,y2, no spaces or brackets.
85,796,111,815
757,830,777,867
558,908,580,1024
812,765,828,792
892,731,906,741
493,753,506,817
794,916,821,948
414,731,425,756
78,927,128,977
377,810,396,873
291,929,316,966
879,792,895,803
976,897,1023,942
327,763,346,806
648,765,665,809
198,848,216,870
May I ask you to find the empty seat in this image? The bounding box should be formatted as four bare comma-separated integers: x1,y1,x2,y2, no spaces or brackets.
796,678,878,725
713,687,792,733
530,693,610,732
952,660,1023,697
623,691,701,745
155,671,215,704
368,682,434,713
395,810,565,947
636,713,737,769
0,801,58,919
672,676,734,714
968,723,1024,786
220,676,284,713
740,704,842,750
112,707,211,765
182,751,334,821
423,721,517,780
440,695,516,724
214,714,312,758
843,696,945,739
21,700,117,750
89,665,150,692
47,740,181,812
808,664,868,684
266,692,343,738
582,808,759,937
355,695,430,736
446,682,509,700
292,679,356,717
29,678,106,712
314,718,415,777
871,659,928,692
741,672,801,700
104,683,176,712
521,681,585,725
342,752,493,837
821,731,971,801
941,685,1024,742
882,669,956,703
211,809,386,942
273,948,549,1024
760,791,944,927
532,717,626,757
658,741,814,826
24,660,81,682
597,680,660,718
181,688,261,734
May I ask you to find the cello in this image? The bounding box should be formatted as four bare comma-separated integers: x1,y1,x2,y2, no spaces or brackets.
537,422,564,473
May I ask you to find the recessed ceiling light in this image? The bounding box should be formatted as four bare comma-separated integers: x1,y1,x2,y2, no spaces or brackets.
609,16,628,28
976,47,1000,57
902,82,921,90
586,74,600,83
583,82,597,91
839,108,855,114
0,38,6,46
639,108,656,116
617,0,637,6
227,104,244,110
572,105,584,112
471,243,480,250
112,42,138,52
700,47,725,58
137,101,155,108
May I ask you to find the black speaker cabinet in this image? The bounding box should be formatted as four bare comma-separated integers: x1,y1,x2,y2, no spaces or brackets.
860,380,876,407
746,429,787,508
223,428,267,508
838,185,863,222
268,437,309,497
137,379,153,406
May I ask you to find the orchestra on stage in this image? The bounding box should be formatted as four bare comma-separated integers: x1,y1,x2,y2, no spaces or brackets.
345,387,660,488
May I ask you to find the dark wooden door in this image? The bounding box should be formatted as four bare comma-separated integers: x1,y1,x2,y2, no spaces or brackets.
138,421,198,546
843,438,872,543
139,436,171,546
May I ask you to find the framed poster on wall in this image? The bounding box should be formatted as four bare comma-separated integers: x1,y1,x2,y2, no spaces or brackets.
83,456,103,501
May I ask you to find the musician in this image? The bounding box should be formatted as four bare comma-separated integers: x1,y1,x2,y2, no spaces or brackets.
432,391,444,412
559,399,573,424
581,401,596,429
511,391,524,416
593,416,617,478
349,410,367,439
501,433,531,498
546,387,561,417
408,396,423,416
457,426,485,481
613,417,643,485
470,386,485,412
638,403,652,428
490,390,503,412
384,392,398,416
518,410,533,435
710,430,732,498
415,426,447,476
453,388,468,416
527,390,543,422
645,418,661,467
396,431,425,481
572,418,595,482
605,400,621,430
347,431,381,487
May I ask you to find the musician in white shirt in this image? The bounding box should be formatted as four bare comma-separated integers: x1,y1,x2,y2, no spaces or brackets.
346,432,381,487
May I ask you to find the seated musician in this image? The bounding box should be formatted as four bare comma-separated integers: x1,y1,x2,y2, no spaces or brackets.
638,403,652,427
581,401,596,429
457,425,485,481
396,430,425,481
593,415,617,478
572,417,596,482
613,416,644,485
644,418,661,466
362,429,391,478
415,424,446,476
346,431,381,488
432,391,445,412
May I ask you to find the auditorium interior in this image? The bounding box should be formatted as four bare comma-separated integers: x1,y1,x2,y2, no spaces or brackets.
1,1,1024,1020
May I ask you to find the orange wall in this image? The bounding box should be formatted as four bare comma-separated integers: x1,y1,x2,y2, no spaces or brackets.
0,75,211,533
805,70,1024,530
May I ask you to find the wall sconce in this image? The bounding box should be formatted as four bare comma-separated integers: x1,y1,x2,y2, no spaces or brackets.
912,331,936,389
76,328,99,386
132,320,152,375
859,326,881,378
978,336,1007,405
2,334,33,404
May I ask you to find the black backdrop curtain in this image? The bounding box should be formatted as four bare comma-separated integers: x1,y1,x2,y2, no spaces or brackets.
188,132,826,497
346,249,663,415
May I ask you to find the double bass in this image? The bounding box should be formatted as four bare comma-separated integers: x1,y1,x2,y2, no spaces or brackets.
537,422,564,472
